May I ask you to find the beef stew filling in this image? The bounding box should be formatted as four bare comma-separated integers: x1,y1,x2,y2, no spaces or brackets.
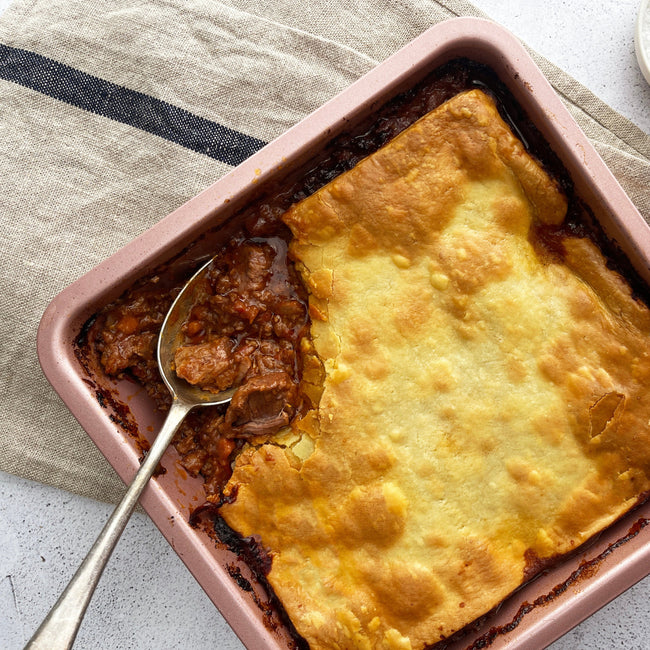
174,235,309,439
91,229,312,498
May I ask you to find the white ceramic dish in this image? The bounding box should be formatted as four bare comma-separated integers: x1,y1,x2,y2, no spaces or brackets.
636,0,650,84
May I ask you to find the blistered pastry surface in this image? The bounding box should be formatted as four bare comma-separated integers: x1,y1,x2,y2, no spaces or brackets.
219,90,650,649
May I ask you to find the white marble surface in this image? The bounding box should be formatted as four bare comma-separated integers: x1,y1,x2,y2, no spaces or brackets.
1,1,649,649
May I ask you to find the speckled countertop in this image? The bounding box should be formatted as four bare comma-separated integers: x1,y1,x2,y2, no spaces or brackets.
2,1,649,649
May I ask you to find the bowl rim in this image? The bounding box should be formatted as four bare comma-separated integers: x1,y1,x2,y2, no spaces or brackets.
636,0,650,85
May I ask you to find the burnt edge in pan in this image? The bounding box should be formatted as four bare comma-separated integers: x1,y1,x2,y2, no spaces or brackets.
190,499,310,649
190,507,650,650
73,58,650,648
432,510,650,649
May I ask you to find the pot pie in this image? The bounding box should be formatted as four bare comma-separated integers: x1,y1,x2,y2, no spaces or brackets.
214,89,650,649
84,81,650,650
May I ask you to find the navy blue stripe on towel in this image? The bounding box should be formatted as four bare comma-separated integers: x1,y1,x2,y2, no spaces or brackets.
0,43,266,165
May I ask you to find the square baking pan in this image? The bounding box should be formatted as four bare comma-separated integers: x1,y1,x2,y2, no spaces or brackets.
37,16,650,650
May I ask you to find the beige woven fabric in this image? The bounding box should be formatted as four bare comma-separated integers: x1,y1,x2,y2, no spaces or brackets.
1,0,649,505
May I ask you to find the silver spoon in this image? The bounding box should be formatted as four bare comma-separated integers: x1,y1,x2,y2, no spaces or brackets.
25,257,235,650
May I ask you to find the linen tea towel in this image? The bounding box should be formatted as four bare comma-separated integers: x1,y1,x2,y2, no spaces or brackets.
1,0,649,505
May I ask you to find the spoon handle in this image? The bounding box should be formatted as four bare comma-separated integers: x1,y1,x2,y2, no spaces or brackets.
24,399,192,650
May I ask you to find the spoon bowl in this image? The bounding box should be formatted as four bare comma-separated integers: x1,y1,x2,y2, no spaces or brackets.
157,256,238,407
25,255,232,650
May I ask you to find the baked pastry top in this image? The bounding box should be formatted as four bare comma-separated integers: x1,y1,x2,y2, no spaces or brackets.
218,89,650,649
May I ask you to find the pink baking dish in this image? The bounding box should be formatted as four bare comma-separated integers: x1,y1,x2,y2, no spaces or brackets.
37,17,650,649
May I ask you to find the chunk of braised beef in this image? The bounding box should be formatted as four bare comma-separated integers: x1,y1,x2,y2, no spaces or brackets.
95,283,177,382
224,372,299,438
100,330,157,375
209,241,273,296
174,336,251,392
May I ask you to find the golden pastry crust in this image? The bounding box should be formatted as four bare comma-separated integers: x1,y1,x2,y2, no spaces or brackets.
218,89,650,649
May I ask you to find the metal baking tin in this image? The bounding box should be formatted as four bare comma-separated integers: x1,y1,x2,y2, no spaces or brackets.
37,17,650,649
